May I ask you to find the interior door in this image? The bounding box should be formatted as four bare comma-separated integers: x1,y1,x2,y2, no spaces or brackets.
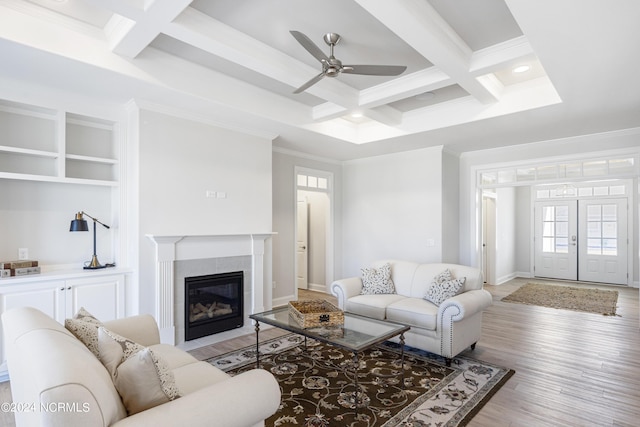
482,196,496,284
534,201,578,280
578,198,628,285
296,199,308,289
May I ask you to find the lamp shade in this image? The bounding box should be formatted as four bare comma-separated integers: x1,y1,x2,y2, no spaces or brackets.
69,212,89,232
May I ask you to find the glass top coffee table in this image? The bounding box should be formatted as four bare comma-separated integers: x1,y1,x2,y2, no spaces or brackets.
249,306,410,412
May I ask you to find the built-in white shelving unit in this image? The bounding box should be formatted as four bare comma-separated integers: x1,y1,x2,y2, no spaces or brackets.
0,99,118,186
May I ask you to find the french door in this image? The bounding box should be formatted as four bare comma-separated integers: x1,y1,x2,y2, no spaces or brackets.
534,198,628,285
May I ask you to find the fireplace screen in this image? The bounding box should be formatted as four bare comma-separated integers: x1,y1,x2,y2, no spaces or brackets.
185,271,243,341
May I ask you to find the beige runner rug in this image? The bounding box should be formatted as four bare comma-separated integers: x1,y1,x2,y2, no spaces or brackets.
502,283,618,315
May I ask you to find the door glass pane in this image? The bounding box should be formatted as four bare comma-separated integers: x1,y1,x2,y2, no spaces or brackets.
602,205,617,221
543,237,554,252
586,204,618,257
602,222,617,238
603,239,617,256
587,205,601,221
543,206,554,221
556,222,568,237
587,238,602,255
555,206,569,221
587,222,601,238
543,222,554,237
555,238,569,253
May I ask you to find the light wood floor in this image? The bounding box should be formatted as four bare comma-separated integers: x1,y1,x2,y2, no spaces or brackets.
1,281,638,427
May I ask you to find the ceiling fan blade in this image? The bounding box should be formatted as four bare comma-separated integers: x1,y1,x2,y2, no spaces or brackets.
293,72,326,94
290,30,329,63
341,64,407,76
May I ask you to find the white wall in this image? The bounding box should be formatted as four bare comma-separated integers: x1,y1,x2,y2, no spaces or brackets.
272,150,342,306
495,187,517,283
442,149,460,262
136,109,273,315
0,180,112,267
342,146,444,277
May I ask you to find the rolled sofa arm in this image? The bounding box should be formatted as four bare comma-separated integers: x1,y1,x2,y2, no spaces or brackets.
111,369,281,427
438,289,493,322
103,315,161,347
330,277,363,310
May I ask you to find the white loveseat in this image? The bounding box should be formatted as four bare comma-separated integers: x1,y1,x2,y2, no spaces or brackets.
1,306,281,427
330,260,493,365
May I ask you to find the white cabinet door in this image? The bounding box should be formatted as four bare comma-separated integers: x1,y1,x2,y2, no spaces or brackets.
65,274,125,321
1,281,65,321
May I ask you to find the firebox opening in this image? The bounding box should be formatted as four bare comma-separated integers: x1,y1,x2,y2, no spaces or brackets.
184,271,244,341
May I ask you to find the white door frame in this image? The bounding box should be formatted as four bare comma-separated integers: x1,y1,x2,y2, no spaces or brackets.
294,167,334,295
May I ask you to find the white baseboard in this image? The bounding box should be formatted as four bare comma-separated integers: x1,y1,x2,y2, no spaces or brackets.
496,272,518,285
308,282,329,293
272,294,296,308
516,271,533,278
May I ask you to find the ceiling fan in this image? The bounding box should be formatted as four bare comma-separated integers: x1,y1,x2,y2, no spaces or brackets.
290,30,407,94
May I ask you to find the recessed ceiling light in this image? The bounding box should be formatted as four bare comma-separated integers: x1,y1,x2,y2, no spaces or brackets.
351,112,363,118
513,65,531,73
415,91,436,101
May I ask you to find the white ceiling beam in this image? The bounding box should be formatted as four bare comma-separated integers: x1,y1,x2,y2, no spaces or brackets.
165,8,360,109
359,67,452,108
354,0,500,104
100,0,192,58
361,105,403,127
470,36,535,75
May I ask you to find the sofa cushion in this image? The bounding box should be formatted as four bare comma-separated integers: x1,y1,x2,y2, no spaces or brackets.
425,277,466,306
64,307,104,357
346,294,407,319
149,343,201,370
361,262,396,294
172,361,231,395
98,327,180,415
386,298,438,330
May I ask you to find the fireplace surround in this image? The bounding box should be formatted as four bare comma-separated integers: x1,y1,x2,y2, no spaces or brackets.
147,233,274,346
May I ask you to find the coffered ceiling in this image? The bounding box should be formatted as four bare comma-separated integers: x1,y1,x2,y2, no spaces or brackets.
0,0,639,160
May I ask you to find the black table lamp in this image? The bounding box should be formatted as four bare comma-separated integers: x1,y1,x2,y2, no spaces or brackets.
69,211,110,269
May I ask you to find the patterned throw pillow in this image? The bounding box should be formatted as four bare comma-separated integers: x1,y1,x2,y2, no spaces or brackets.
361,263,396,295
64,307,103,357
97,327,180,415
433,268,452,284
424,273,466,306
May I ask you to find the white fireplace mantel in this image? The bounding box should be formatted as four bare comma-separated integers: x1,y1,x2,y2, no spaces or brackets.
146,233,275,344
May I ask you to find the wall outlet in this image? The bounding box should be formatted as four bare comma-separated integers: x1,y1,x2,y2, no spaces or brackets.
18,248,29,260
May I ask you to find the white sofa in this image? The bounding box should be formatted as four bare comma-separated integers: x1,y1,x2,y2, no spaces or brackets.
331,260,493,365
1,306,281,427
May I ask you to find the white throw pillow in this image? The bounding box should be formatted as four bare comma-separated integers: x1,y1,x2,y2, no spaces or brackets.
97,327,180,415
361,263,396,295
425,275,466,306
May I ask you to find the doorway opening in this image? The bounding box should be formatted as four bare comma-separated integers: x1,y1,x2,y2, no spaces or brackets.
295,167,334,294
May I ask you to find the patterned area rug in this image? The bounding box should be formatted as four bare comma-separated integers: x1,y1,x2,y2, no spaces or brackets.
207,334,514,426
502,283,619,316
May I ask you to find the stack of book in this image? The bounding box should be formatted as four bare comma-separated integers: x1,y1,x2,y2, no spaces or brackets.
0,260,41,278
